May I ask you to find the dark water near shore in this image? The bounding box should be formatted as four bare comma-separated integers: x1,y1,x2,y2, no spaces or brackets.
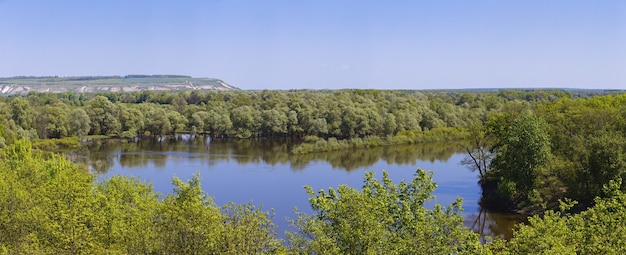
66,135,524,240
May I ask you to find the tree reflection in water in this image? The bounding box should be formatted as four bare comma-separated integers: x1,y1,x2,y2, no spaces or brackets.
66,135,465,173
465,205,527,242
64,134,524,241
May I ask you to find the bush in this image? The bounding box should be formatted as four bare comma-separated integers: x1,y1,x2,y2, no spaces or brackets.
288,169,482,254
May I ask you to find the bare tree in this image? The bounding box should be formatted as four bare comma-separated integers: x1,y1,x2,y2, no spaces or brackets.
460,122,493,180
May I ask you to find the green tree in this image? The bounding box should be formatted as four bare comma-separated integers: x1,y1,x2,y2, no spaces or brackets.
288,169,481,254
323,105,343,137
190,111,209,133
261,109,288,137
0,140,99,254
117,104,145,137
395,109,421,132
576,130,626,201
419,106,444,130
365,109,384,136
287,110,302,135
155,173,282,254
170,94,188,113
35,104,69,138
144,106,172,137
86,96,121,135
382,112,398,135
156,173,225,253
488,180,626,254
167,109,188,134
231,106,260,138
94,176,160,254
220,203,284,254
311,118,328,136
69,108,91,138
206,111,232,137
490,113,551,206
340,106,371,138
9,97,35,130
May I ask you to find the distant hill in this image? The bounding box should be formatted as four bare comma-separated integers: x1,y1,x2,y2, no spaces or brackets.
0,75,239,95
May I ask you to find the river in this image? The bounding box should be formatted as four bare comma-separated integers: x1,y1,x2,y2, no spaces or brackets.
66,135,523,240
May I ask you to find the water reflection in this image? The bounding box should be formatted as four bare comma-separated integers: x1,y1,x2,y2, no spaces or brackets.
465,207,527,242
68,135,465,173
65,135,524,240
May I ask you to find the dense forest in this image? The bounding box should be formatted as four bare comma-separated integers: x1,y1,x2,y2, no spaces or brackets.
0,88,582,142
2,89,626,253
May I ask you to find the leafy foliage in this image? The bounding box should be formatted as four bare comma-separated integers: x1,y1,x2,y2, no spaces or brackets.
0,89,568,143
288,169,482,254
488,179,626,254
490,113,551,206
0,140,281,254
0,140,96,254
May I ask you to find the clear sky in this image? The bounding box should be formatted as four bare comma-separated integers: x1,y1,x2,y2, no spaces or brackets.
1,0,625,90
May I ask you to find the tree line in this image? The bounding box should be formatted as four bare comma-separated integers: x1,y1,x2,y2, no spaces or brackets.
0,89,576,147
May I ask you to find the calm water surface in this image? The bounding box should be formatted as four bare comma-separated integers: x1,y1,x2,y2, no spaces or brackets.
67,135,523,240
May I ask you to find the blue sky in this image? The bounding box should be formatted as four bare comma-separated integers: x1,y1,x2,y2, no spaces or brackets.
1,0,625,90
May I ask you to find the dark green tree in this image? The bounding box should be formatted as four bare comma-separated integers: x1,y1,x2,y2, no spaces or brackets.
491,113,551,205
35,104,69,139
